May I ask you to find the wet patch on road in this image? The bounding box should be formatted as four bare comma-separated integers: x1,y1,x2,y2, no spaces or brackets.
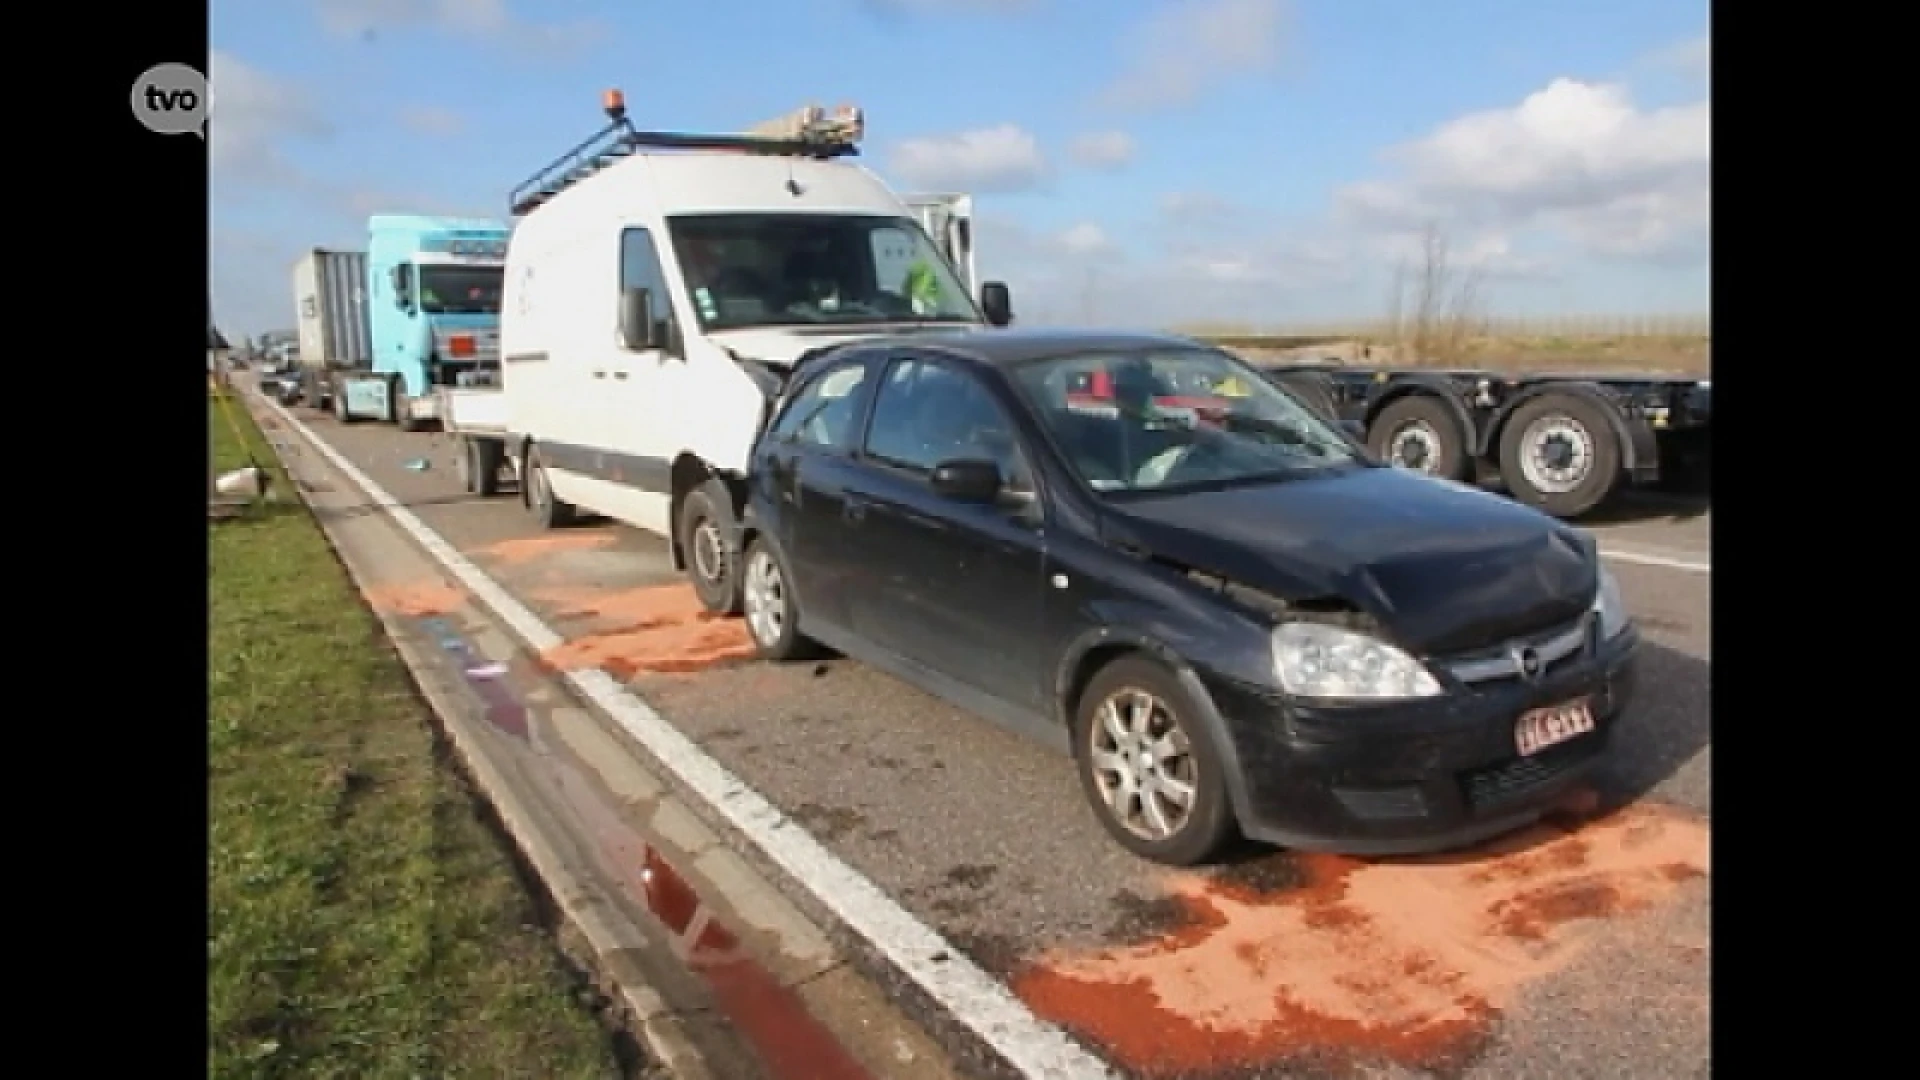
790,803,868,844
1010,802,1710,1077
1103,888,1203,950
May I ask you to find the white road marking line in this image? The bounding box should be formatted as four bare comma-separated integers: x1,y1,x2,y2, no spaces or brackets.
1599,546,1711,574
260,398,1116,1080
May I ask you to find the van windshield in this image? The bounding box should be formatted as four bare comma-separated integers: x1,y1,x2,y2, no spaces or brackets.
667,213,980,331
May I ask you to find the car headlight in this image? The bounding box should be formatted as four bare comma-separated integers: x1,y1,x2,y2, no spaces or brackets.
1271,622,1441,701
1592,565,1629,640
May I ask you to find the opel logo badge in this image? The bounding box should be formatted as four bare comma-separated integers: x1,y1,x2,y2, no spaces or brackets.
1517,647,1542,679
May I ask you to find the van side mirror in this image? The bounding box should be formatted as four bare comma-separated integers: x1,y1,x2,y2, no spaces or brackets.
618,287,667,351
929,459,1002,502
980,281,1012,328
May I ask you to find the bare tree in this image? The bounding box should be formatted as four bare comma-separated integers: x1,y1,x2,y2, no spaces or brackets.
1381,224,1485,367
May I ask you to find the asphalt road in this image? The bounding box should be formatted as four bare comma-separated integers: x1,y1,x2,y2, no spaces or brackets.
272,404,1711,1080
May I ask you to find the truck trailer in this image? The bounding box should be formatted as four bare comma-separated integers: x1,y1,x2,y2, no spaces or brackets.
291,215,511,429
1257,360,1711,519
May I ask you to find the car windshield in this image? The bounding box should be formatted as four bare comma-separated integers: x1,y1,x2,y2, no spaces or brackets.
1009,348,1362,495
419,265,504,315
667,213,980,330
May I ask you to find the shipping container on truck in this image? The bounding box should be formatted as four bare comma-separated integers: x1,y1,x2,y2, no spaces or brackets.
291,249,373,416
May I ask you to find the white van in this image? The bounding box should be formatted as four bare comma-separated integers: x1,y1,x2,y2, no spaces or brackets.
474,95,1013,613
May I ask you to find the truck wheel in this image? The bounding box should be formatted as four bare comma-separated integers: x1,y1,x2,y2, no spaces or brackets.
456,437,477,494
388,375,424,432
1369,395,1471,483
679,481,743,615
332,382,357,424
461,437,503,497
524,445,577,528
1270,370,1340,425
1498,392,1621,518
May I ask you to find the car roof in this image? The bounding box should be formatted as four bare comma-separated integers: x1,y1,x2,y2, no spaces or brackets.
846,326,1212,368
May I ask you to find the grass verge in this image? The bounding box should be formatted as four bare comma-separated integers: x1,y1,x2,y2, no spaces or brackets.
208,391,634,1079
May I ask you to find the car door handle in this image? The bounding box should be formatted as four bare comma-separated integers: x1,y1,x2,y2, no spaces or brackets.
611,371,629,380
591,370,607,379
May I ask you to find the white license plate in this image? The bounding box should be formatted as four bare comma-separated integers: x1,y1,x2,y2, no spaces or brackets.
1515,698,1595,756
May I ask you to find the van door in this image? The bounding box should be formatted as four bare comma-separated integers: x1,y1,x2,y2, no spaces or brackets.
900,194,975,294
604,224,680,536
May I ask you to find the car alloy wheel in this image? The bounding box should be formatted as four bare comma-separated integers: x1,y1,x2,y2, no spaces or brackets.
1087,687,1199,841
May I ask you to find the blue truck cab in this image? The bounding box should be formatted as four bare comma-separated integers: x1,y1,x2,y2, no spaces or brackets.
314,215,510,428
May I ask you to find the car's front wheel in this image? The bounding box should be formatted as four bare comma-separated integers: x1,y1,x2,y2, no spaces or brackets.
1072,654,1235,866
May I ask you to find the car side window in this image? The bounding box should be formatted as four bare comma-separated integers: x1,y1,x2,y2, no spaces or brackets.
862,358,1033,489
767,361,872,451
619,227,672,345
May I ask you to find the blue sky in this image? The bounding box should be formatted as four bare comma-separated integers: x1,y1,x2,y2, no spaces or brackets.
209,0,1709,339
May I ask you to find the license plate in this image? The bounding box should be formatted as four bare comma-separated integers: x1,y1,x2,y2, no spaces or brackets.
1515,698,1595,756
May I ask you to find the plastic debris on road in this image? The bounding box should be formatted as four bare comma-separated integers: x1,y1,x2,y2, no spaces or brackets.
404,458,432,471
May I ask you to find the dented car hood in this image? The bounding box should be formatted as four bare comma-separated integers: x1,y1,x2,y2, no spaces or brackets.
1100,465,1598,656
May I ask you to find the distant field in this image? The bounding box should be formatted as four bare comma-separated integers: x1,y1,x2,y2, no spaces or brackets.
1184,316,1711,376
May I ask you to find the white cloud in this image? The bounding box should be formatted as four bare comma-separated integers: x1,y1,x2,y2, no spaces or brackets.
313,0,603,55
400,104,465,137
1336,78,1709,265
208,49,331,185
1056,222,1115,255
1068,130,1137,169
888,124,1049,192
1100,0,1291,110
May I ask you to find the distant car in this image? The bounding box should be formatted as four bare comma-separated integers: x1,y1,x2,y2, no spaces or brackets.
737,329,1638,865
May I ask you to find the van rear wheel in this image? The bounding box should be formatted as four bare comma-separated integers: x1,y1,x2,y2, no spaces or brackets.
524,446,577,528
680,483,743,615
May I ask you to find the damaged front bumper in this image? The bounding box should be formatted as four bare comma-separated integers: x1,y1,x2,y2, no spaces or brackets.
1201,624,1639,856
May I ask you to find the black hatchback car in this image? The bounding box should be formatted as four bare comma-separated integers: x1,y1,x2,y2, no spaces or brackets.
736,329,1638,866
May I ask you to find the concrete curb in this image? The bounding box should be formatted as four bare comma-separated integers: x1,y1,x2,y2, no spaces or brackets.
237,390,714,1079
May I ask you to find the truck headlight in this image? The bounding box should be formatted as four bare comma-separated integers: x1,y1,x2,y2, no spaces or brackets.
1271,622,1441,701
1592,566,1629,640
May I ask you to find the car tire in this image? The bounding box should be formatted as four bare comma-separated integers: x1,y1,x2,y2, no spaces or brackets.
1072,654,1235,866
524,445,577,528
740,536,819,662
1369,394,1472,483
680,482,743,615
1497,391,1622,518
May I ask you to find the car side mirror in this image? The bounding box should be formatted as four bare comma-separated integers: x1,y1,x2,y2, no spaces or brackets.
929,458,1002,502
618,287,667,351
980,281,1013,328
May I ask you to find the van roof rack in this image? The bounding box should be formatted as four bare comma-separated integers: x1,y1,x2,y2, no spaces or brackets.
509,90,865,216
